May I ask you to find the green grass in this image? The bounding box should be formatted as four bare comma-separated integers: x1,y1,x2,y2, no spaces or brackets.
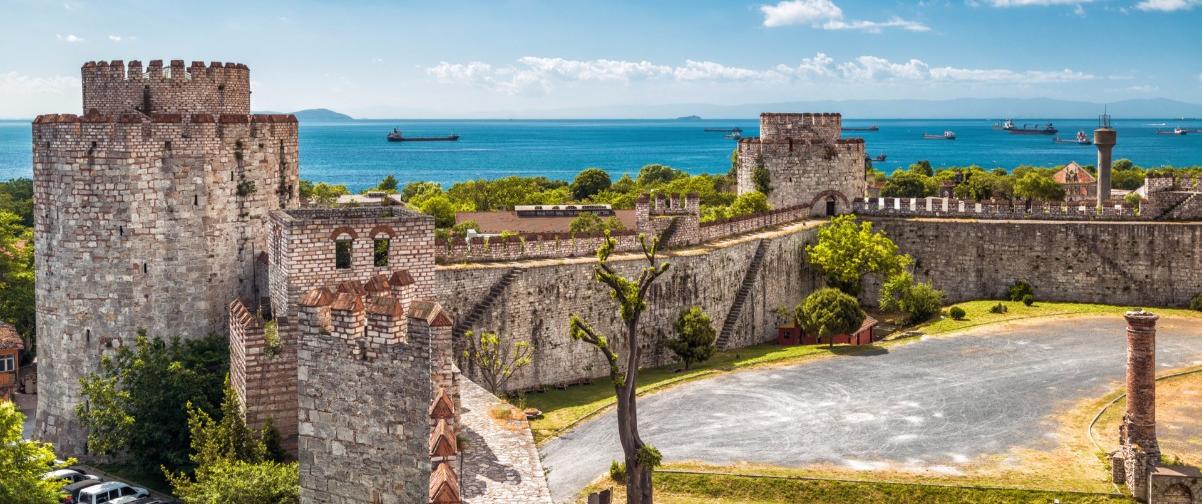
530,300,1202,445
633,471,1131,504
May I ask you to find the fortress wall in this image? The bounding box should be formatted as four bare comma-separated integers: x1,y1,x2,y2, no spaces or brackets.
82,60,251,115
737,138,866,212
32,113,299,452
866,218,1202,307
434,224,821,391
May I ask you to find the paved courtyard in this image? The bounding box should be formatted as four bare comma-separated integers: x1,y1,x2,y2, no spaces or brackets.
539,316,1202,503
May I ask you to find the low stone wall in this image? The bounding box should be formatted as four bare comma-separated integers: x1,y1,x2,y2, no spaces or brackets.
699,204,810,242
865,218,1202,307
435,223,821,391
855,197,1139,220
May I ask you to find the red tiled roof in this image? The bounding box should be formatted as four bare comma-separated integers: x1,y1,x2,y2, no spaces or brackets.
1053,161,1096,184
0,322,22,350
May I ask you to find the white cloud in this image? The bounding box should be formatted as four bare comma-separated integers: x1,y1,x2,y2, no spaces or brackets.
988,0,1092,6
427,54,1096,95
56,34,84,43
1135,0,1200,11
0,72,81,117
760,0,929,32
108,35,121,42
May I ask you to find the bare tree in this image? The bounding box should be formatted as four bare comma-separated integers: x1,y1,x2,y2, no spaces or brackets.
462,329,532,395
568,232,669,504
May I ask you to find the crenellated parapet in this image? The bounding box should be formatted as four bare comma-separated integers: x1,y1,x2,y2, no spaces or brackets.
635,192,701,247
82,59,250,115
758,112,842,142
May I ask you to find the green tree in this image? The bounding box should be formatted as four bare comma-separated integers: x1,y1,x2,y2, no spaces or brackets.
77,332,228,470
727,190,770,217
667,307,716,370
805,215,910,295
1124,192,1142,212
167,382,298,504
375,175,398,193
462,330,532,395
796,288,866,348
0,210,34,355
0,178,34,227
881,172,934,198
0,402,66,504
399,181,442,202
752,164,771,195
636,164,686,187
568,231,670,504
571,168,612,200
1013,172,1066,208
302,181,350,205
411,192,457,228
879,272,944,324
908,160,933,177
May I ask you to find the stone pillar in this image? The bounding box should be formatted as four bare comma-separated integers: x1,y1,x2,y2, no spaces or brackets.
1118,308,1160,501
1094,127,1116,205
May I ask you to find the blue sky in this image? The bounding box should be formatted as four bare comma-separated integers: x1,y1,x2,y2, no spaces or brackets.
1,0,1200,118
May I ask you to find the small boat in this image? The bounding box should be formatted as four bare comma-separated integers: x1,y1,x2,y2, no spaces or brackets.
998,119,1057,135
724,131,743,140
872,153,887,162
841,125,880,132
387,128,459,142
1156,127,1188,136
1054,130,1092,145
923,131,956,140
705,127,742,133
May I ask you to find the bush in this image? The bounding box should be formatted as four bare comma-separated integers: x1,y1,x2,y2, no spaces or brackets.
667,307,716,370
609,460,627,483
879,272,944,324
1188,292,1202,311
1022,294,1035,306
948,306,966,320
796,288,866,348
989,302,1008,314
571,168,611,200
1007,281,1033,302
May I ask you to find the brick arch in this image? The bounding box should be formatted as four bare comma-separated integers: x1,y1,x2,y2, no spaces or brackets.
368,225,397,238
806,190,850,209
329,226,358,240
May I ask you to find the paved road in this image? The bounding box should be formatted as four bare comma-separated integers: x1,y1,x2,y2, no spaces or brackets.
539,316,1202,503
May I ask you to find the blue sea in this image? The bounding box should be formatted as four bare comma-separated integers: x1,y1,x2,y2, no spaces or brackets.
3,118,1200,191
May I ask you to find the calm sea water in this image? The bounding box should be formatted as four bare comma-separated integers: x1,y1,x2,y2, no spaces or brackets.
3,118,1200,191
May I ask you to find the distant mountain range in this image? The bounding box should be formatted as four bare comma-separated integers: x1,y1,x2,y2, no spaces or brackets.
253,108,354,122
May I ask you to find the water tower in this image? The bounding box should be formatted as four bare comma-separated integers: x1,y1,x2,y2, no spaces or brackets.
1094,111,1116,206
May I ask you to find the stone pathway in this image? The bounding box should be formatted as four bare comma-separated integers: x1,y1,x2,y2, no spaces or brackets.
460,379,553,504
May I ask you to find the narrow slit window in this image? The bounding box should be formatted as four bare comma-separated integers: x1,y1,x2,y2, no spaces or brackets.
373,238,390,267
335,239,352,269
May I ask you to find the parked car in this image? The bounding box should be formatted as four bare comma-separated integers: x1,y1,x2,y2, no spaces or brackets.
60,479,103,503
109,496,170,504
42,468,100,486
75,482,150,504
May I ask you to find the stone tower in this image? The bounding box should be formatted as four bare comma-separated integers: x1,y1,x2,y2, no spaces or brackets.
32,59,300,453
1094,112,1116,206
736,113,867,215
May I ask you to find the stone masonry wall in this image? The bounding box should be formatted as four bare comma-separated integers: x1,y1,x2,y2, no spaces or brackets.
229,299,298,455
865,218,1202,307
33,112,299,453
737,137,866,213
435,223,821,391
82,59,251,115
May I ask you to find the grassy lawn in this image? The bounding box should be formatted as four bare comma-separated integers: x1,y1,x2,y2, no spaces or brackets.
580,471,1130,504
1092,366,1202,469
528,300,1202,444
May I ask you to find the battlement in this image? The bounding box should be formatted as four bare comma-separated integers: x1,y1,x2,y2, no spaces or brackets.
854,197,1141,220
637,192,700,215
297,272,432,352
82,59,251,115
1145,173,1201,193
759,112,842,142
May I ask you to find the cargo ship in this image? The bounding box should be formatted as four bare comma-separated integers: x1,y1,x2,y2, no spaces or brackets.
996,119,1057,135
1053,130,1092,145
923,131,956,140
386,129,460,142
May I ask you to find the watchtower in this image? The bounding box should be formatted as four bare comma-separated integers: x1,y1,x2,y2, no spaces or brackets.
32,59,299,453
736,113,867,215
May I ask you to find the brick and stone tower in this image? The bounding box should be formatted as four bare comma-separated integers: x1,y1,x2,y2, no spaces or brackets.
1114,309,1161,500
32,59,300,453
1094,112,1116,206
736,113,867,215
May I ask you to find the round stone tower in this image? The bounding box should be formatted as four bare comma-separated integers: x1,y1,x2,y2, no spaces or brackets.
32,59,300,453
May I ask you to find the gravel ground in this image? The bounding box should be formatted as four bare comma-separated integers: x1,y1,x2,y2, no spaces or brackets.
539,316,1202,503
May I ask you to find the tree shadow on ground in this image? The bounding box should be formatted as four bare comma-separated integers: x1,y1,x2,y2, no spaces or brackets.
830,345,889,357
459,401,524,499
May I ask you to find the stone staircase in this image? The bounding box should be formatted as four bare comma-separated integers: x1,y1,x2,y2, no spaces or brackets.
451,267,525,345
656,216,681,248
715,240,767,350
1153,192,1198,220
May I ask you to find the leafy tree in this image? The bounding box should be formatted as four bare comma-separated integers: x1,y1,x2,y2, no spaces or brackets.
611,174,637,194
1124,192,1143,212
0,210,34,356
1013,172,1065,207
752,164,771,195
661,174,735,207
450,219,478,238
796,288,865,348
0,178,34,227
374,175,398,193
571,168,612,200
167,381,298,504
1113,159,1135,172
728,190,769,217
462,330,533,395
908,160,933,177
0,401,66,504
568,231,670,503
636,164,686,187
299,181,350,205
77,332,228,470
954,170,1005,201
805,215,910,295
667,307,715,370
399,181,442,202
411,192,457,228
447,176,568,211
879,272,944,324
882,172,934,198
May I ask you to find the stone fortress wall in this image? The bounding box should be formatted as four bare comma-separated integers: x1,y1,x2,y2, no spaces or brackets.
82,59,251,115
32,59,299,453
736,113,867,214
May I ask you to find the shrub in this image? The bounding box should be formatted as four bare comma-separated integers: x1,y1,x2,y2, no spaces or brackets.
949,306,966,320
1022,294,1035,306
989,302,1008,314
1007,281,1033,302
879,272,944,324
571,168,611,200
667,307,716,370
1190,292,1202,311
796,288,865,348
609,460,627,483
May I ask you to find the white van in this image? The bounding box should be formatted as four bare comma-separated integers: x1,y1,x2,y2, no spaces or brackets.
75,481,149,504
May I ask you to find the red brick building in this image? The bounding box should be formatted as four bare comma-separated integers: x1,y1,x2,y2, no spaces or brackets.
0,322,22,400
